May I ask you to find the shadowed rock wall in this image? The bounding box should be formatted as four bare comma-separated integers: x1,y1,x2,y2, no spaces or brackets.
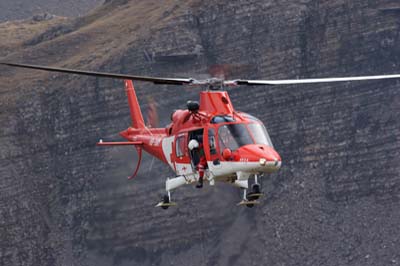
0,0,399,265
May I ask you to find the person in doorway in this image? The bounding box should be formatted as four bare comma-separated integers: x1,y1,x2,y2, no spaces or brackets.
188,139,207,188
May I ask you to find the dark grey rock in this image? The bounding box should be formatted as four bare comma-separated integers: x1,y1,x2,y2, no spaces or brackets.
1,1,400,266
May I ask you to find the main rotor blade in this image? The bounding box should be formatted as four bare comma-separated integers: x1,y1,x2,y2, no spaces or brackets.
236,74,400,86
0,62,194,85
4,62,400,87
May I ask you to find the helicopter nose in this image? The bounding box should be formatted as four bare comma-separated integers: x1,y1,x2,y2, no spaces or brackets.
237,145,282,171
259,156,281,168
257,147,281,169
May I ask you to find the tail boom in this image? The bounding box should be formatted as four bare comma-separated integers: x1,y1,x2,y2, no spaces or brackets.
120,127,169,164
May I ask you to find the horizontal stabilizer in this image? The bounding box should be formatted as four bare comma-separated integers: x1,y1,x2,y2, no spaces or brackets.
97,140,143,146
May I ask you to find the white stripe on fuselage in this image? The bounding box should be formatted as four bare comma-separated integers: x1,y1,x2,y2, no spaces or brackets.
162,136,174,169
208,161,281,178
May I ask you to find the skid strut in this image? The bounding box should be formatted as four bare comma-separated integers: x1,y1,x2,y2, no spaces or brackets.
155,176,189,209
248,174,264,200
237,180,259,207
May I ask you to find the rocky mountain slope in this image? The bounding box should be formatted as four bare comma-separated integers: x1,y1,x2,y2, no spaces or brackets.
1,0,400,265
0,0,103,22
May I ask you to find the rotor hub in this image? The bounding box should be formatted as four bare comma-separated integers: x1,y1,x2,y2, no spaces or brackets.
205,78,224,90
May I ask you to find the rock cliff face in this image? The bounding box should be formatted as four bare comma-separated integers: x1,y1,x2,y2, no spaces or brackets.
0,0,103,22
1,0,400,265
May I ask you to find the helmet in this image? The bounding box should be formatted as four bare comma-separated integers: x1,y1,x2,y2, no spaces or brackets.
188,139,199,150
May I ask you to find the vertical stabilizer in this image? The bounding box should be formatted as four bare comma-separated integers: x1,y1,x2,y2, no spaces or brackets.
125,80,145,128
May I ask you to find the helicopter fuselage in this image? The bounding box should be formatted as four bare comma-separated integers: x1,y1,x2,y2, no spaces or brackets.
118,88,282,187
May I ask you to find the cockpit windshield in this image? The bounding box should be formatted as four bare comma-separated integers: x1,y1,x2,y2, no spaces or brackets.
247,123,273,147
217,123,273,151
218,124,253,151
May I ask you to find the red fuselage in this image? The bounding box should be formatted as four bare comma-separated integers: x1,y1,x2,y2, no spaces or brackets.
119,90,281,179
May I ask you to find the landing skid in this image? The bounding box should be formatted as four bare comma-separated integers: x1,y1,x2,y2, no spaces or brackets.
155,193,176,210
155,174,265,209
246,192,264,201
155,201,177,208
237,200,259,208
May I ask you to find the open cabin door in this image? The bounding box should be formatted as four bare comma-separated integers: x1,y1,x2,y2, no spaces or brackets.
173,128,221,175
187,129,204,170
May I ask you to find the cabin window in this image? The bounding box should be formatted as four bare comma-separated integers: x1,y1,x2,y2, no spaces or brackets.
248,123,274,147
211,115,235,124
218,124,253,151
175,136,186,157
208,129,217,155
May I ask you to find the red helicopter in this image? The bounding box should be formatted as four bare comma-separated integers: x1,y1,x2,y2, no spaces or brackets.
2,62,400,208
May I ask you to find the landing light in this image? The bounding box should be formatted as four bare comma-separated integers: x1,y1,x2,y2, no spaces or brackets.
259,158,267,166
